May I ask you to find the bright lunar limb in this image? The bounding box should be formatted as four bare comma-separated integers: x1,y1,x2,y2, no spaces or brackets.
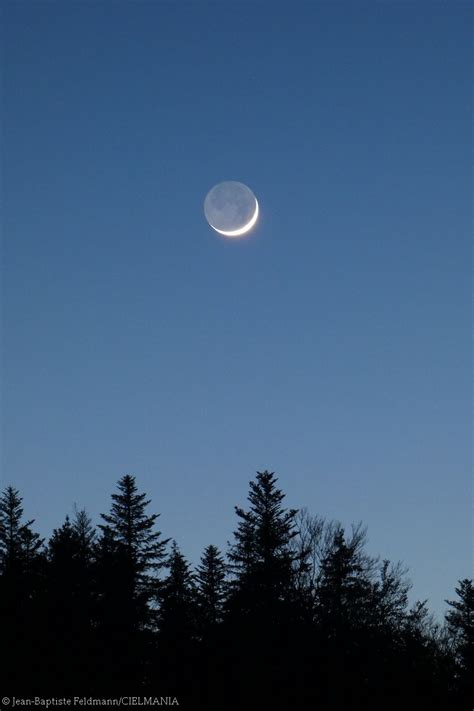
204,181,258,237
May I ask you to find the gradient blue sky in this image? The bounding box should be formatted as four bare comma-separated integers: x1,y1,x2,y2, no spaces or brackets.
2,1,472,616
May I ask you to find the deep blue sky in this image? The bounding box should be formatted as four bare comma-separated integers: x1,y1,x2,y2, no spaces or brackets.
2,1,472,616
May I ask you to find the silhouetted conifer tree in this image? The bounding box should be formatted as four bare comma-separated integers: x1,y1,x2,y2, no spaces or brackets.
228,470,300,616
446,579,474,706
0,476,466,705
99,474,169,594
226,471,303,706
314,526,375,706
156,541,198,697
45,515,97,690
0,486,45,690
95,475,169,690
72,505,96,563
0,486,44,573
194,544,228,702
316,525,374,627
196,544,227,630
158,541,196,639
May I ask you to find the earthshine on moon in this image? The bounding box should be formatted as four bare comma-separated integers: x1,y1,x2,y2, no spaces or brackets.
204,181,259,237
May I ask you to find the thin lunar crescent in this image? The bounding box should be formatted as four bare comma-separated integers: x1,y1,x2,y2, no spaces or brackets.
213,199,259,237
204,181,259,238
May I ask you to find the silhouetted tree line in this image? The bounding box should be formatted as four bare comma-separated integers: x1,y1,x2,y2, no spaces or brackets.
0,472,472,708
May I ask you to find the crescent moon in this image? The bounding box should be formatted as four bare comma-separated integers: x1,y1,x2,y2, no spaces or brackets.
212,198,259,237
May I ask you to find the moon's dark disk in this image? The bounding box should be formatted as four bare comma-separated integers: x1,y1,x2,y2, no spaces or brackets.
204,181,258,237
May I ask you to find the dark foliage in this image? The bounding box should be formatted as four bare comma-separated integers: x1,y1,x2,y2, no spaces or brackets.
195,544,227,630
446,578,474,707
0,472,469,708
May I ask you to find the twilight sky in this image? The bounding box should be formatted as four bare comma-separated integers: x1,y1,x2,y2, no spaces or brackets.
2,1,472,616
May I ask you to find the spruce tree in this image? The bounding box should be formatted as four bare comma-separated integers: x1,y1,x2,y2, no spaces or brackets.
46,515,96,691
156,541,198,696
196,544,227,629
95,475,169,690
98,474,169,610
314,526,375,707
316,526,374,632
227,470,300,618
72,505,96,565
226,471,301,707
158,541,197,640
446,579,474,704
49,515,79,566
0,487,45,690
0,486,43,574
